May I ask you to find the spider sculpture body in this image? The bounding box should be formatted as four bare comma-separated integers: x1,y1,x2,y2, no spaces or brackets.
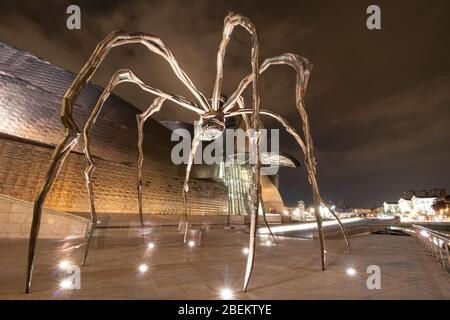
25,13,350,294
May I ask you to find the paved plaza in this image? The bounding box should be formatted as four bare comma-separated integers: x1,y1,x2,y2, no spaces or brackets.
0,229,449,299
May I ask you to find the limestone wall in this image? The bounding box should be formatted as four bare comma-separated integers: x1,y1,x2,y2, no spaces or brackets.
0,194,89,239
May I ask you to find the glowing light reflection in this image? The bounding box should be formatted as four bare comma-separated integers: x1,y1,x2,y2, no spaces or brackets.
259,217,363,234
346,268,356,276
59,279,73,290
139,264,148,273
58,260,70,270
220,288,233,300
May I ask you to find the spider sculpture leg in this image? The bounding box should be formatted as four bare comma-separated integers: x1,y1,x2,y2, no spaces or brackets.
26,119,80,293
82,69,200,266
26,30,206,293
136,96,167,228
212,13,262,292
82,223,95,267
224,54,351,272
181,130,202,243
236,97,277,245
310,177,326,269
291,57,350,256
329,207,350,253
259,194,277,245
233,108,307,250
243,127,261,292
227,108,329,275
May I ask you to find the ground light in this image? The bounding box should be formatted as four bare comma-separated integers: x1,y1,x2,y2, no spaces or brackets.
148,242,155,249
188,240,196,248
242,247,249,255
138,264,148,273
346,268,356,276
220,288,233,300
58,260,70,270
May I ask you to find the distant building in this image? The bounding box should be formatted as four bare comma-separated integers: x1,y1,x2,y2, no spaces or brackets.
398,198,413,213
411,195,436,215
371,206,384,214
384,188,447,216
383,202,399,214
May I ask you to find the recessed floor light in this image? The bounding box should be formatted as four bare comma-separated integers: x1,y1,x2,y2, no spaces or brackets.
346,268,356,276
139,264,148,273
58,260,70,270
220,288,233,300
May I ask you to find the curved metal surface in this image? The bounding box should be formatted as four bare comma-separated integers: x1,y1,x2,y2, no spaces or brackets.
137,97,167,226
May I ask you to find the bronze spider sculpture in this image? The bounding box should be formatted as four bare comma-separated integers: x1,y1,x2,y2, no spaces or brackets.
25,12,350,293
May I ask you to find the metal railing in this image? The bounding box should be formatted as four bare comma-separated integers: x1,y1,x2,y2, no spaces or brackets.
411,224,450,273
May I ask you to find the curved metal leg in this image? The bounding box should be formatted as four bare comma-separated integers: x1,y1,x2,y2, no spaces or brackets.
236,97,276,245
224,53,350,259
182,133,201,243
212,13,260,112
243,127,262,292
260,200,277,245
243,190,258,292
328,206,351,254
26,116,81,293
82,71,176,265
312,195,326,271
304,159,326,270
137,165,144,229
83,68,190,232
182,196,189,244
227,109,327,270
82,158,98,266
82,222,96,267
211,12,263,292
80,70,204,264
137,97,167,228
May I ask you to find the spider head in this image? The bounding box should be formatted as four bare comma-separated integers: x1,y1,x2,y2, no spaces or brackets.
198,111,225,141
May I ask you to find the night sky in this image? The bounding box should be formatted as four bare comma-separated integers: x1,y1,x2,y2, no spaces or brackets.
0,0,449,208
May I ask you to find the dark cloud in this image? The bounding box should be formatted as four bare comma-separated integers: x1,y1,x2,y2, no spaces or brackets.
0,0,449,207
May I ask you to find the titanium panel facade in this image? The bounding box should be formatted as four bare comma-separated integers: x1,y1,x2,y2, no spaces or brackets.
0,42,228,216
